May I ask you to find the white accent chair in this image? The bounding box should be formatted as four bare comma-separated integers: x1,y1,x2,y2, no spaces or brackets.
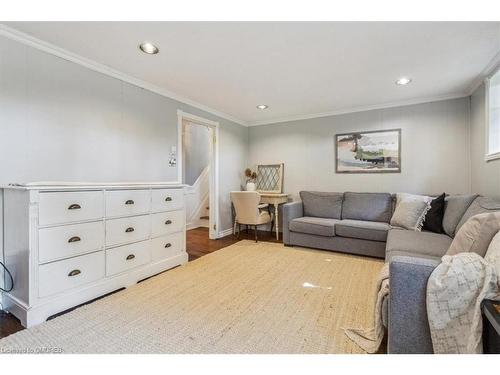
230,191,274,242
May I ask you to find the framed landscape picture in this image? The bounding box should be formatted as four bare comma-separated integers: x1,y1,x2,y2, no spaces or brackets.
335,129,401,173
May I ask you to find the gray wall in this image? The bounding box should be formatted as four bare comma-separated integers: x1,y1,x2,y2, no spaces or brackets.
1,30,487,242
0,35,248,233
248,98,471,201
470,83,500,198
183,121,210,186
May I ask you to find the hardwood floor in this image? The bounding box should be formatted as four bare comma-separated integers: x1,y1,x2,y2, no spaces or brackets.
0,310,23,340
0,227,280,339
186,226,280,261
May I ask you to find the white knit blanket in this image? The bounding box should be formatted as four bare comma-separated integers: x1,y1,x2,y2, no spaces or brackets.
345,248,500,354
427,252,500,353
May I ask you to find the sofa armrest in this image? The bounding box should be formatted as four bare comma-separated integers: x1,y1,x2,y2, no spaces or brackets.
388,256,440,354
282,201,303,245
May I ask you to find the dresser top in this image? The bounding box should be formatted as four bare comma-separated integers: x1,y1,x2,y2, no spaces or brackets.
1,181,187,191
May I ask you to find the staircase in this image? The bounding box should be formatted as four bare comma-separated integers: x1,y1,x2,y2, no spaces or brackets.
198,205,210,228
200,205,209,220
185,166,210,230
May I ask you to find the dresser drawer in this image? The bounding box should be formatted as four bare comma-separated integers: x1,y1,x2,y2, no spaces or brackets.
105,215,150,247
152,188,184,212
38,251,105,298
39,191,104,226
38,221,104,264
151,210,185,237
106,240,151,276
151,232,184,262
105,189,150,218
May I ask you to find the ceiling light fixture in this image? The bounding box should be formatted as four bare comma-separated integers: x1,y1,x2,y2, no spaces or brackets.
139,42,159,55
396,77,412,85
256,104,269,110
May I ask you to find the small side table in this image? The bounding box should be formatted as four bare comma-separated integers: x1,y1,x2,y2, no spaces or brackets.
482,299,500,354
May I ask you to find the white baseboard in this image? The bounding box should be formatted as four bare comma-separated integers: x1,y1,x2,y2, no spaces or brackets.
187,220,209,231
186,222,199,231
187,223,229,237
217,228,234,238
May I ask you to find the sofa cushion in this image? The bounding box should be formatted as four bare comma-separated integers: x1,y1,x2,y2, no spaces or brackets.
455,196,500,233
289,216,339,237
385,229,452,262
446,212,500,257
342,192,392,223
486,231,500,274
442,194,478,237
335,219,390,242
299,191,343,219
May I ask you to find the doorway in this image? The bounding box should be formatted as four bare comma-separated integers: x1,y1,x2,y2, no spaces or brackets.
177,110,219,240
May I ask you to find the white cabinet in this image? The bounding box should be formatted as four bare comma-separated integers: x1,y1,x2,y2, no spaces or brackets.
1,183,187,328
105,189,151,218
38,252,106,298
105,240,152,277
39,191,104,226
105,215,151,247
151,210,185,237
152,188,184,212
151,232,184,262
38,221,105,264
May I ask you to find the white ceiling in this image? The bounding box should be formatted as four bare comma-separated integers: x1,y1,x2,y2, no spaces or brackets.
3,22,500,125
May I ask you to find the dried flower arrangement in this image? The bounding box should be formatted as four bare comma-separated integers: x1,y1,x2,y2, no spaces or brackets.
244,168,257,182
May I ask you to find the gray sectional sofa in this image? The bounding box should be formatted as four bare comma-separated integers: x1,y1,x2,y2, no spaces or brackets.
282,191,500,353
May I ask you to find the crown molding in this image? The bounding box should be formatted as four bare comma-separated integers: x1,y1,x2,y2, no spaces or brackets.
246,93,469,126
0,24,247,126
466,49,500,95
1,23,497,129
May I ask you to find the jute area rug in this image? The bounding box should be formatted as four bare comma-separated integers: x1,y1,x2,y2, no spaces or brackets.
0,241,383,353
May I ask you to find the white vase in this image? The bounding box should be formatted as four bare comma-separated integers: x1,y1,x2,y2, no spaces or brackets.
246,182,256,191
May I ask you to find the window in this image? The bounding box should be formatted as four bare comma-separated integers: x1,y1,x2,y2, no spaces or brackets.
486,69,500,160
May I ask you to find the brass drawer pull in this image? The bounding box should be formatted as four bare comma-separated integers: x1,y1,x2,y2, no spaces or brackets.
165,243,172,248
165,220,172,225
125,199,135,205
126,254,135,261
68,204,81,210
165,197,172,202
125,227,135,233
68,236,81,243
68,269,81,277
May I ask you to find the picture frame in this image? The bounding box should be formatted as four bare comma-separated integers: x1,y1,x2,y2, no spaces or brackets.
335,129,401,173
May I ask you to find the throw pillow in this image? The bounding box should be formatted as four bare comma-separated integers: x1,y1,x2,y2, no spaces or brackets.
485,230,500,275
390,193,432,231
422,193,446,233
442,194,478,237
446,212,500,257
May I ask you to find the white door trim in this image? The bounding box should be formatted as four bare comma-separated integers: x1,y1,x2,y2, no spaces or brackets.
177,110,220,239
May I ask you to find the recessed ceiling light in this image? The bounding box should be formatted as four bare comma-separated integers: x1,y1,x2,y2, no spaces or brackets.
139,42,159,55
256,104,269,110
396,77,412,85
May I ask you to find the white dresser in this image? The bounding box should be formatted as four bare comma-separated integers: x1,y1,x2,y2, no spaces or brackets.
0,183,187,327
